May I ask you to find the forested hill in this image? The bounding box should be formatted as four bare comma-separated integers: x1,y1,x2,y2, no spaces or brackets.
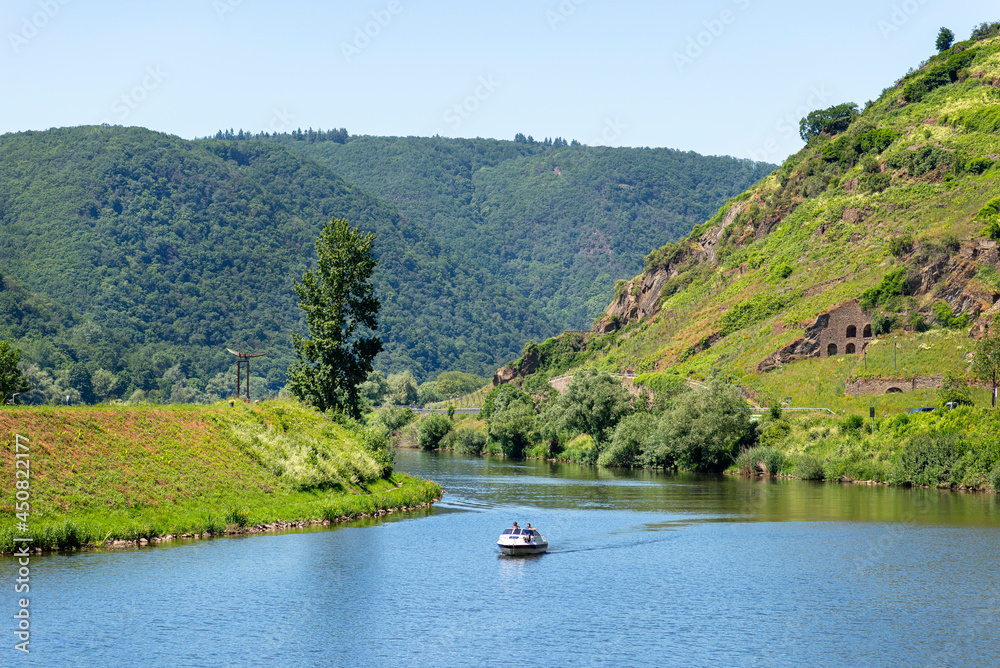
256,134,774,324
0,125,524,396
0,125,770,403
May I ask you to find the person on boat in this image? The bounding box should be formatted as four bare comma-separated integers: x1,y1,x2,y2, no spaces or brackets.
511,521,519,530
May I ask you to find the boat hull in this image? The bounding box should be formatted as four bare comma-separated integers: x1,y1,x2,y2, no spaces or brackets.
497,540,548,556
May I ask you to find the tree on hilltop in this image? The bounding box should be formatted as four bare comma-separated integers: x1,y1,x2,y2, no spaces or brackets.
799,103,859,142
288,218,382,418
936,27,955,52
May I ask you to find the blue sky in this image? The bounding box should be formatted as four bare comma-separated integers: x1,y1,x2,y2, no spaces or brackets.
1,1,996,162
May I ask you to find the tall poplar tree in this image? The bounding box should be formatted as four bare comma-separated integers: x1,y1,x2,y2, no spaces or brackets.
0,341,31,405
288,218,382,417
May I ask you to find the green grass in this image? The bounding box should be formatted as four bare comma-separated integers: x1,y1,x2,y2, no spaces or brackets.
0,401,440,553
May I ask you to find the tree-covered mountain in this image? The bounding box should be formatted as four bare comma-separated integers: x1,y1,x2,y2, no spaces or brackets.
261,134,773,325
0,126,770,403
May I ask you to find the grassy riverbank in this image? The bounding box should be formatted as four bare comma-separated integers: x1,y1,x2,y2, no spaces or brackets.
0,401,441,553
389,398,1000,493
739,404,1000,489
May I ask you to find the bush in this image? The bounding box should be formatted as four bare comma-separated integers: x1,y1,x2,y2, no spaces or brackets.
902,49,976,102
372,406,416,433
971,21,1000,41
799,103,859,141
769,262,793,280
863,173,892,193
480,384,533,422
487,402,537,459
757,418,791,447
560,433,598,465
546,371,633,446
841,413,865,434
870,312,895,336
932,301,968,329
966,157,994,174
888,235,913,258
855,128,901,154
418,414,452,451
991,466,1000,492
225,506,250,527
939,374,974,407
599,413,656,467
793,454,826,480
909,312,930,333
660,380,754,473
450,427,487,455
892,431,963,486
859,268,909,309
733,446,785,476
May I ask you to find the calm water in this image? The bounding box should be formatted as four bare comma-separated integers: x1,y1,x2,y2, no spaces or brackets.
6,450,1000,666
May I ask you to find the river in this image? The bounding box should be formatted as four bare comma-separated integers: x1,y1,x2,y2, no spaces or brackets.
7,450,1000,666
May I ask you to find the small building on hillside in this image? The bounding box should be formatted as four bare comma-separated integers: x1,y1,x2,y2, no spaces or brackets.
818,301,872,357
758,300,872,371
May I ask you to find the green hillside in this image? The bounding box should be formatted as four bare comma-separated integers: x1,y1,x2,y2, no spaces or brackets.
417,24,1000,490
268,134,773,326
0,126,769,402
0,126,425,395
506,28,1000,399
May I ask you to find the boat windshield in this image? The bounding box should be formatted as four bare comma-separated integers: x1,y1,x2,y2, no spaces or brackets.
501,529,513,535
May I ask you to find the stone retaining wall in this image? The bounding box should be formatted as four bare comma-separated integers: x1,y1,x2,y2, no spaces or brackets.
844,376,942,396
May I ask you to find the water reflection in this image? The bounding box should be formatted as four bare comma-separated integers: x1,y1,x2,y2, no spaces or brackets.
402,449,1000,527
5,449,1000,666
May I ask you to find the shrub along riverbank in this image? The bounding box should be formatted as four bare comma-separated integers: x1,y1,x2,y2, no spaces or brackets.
380,373,1000,493
0,401,441,554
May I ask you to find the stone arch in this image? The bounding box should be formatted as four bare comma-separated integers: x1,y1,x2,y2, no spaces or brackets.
827,343,838,356
846,325,857,338
846,343,856,354
863,324,872,338
886,387,903,394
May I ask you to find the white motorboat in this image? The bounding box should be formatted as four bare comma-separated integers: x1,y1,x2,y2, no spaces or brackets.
497,526,548,555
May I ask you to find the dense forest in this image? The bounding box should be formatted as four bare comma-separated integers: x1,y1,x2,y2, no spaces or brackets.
0,125,771,402
262,134,774,325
